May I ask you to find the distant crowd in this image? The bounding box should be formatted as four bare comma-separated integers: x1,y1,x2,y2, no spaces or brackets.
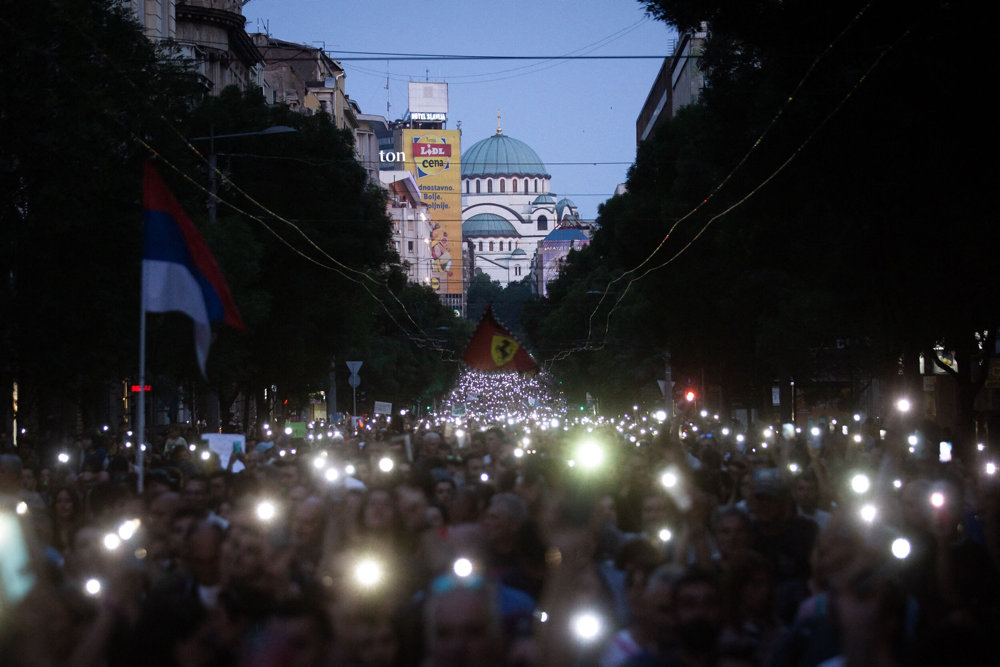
1,416,998,666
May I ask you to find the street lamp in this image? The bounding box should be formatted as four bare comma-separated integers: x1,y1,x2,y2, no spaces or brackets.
189,125,298,222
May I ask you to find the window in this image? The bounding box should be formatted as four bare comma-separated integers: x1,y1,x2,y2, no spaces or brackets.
488,180,493,193
515,265,521,277
407,218,414,231
534,179,539,192
537,215,548,231
513,179,518,193
465,181,469,193
478,241,483,252
476,180,481,193
508,241,512,251
500,179,505,193
407,241,414,254
489,241,494,251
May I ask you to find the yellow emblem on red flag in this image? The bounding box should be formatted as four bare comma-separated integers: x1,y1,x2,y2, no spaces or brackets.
491,335,519,366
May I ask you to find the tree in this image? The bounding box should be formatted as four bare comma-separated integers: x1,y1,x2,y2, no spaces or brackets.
528,0,998,447
0,0,205,437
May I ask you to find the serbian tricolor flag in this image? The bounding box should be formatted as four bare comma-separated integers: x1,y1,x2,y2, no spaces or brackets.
142,161,244,375
462,305,539,373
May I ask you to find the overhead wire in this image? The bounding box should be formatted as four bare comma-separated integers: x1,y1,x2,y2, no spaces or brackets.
50,13,464,362
570,2,879,364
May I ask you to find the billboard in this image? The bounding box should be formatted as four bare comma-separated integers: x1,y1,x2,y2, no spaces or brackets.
408,82,449,114
403,129,462,295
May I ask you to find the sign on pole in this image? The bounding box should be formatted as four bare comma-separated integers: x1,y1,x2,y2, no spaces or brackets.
374,401,392,415
346,361,363,418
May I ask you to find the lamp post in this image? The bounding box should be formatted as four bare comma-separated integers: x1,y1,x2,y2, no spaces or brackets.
189,125,297,222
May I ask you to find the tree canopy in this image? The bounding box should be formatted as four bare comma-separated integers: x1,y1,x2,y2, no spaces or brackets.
526,0,998,430
0,1,466,437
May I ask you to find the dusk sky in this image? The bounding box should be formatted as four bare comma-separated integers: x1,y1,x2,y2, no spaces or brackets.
244,0,676,220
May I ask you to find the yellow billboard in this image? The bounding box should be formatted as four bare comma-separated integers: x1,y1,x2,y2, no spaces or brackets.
403,129,462,295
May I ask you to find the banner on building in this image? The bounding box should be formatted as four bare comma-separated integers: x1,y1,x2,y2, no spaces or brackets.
403,129,462,295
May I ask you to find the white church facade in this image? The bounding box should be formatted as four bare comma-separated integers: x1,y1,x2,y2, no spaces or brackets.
460,125,584,290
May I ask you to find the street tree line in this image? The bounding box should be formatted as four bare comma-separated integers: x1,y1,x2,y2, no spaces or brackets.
0,0,466,439
523,0,998,450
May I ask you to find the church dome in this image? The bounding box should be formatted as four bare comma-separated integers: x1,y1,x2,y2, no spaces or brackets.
532,194,556,205
462,133,550,178
463,213,518,237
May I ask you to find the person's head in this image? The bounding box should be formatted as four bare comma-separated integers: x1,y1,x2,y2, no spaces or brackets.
712,507,752,563
52,486,81,523
147,491,182,541
20,466,38,492
617,538,666,612
362,487,398,533
208,471,228,506
641,491,673,534
253,598,333,667
183,475,212,515
434,478,456,507
170,507,202,557
67,523,104,578
750,469,787,525
643,564,686,636
220,502,272,584
397,484,429,533
183,519,224,585
723,551,773,624
290,496,326,553
792,472,820,513
672,569,722,655
483,427,506,455
424,575,503,667
465,456,486,480
480,493,527,555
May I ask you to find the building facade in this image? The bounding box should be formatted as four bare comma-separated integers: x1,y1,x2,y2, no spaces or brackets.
127,1,264,94
380,171,433,286
636,23,707,144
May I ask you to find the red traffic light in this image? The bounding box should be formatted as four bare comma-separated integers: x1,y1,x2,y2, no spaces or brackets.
684,390,696,402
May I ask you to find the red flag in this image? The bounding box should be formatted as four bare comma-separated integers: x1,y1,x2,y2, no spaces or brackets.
462,306,539,373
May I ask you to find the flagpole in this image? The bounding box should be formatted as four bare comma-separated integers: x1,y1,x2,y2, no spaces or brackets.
137,267,147,495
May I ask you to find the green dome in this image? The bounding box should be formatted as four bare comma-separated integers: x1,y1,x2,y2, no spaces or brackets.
532,194,556,205
511,248,527,256
463,213,518,237
462,133,550,178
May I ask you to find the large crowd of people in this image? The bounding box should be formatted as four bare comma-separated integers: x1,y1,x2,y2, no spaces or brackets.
1,411,998,666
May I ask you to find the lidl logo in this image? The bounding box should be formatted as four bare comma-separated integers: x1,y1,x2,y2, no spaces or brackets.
412,135,452,177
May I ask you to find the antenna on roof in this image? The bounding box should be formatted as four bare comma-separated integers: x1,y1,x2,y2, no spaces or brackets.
385,61,391,117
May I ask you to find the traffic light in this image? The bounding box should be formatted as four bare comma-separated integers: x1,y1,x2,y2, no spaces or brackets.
684,389,696,403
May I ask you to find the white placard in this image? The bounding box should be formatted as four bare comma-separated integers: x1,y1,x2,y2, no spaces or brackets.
203,433,246,473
